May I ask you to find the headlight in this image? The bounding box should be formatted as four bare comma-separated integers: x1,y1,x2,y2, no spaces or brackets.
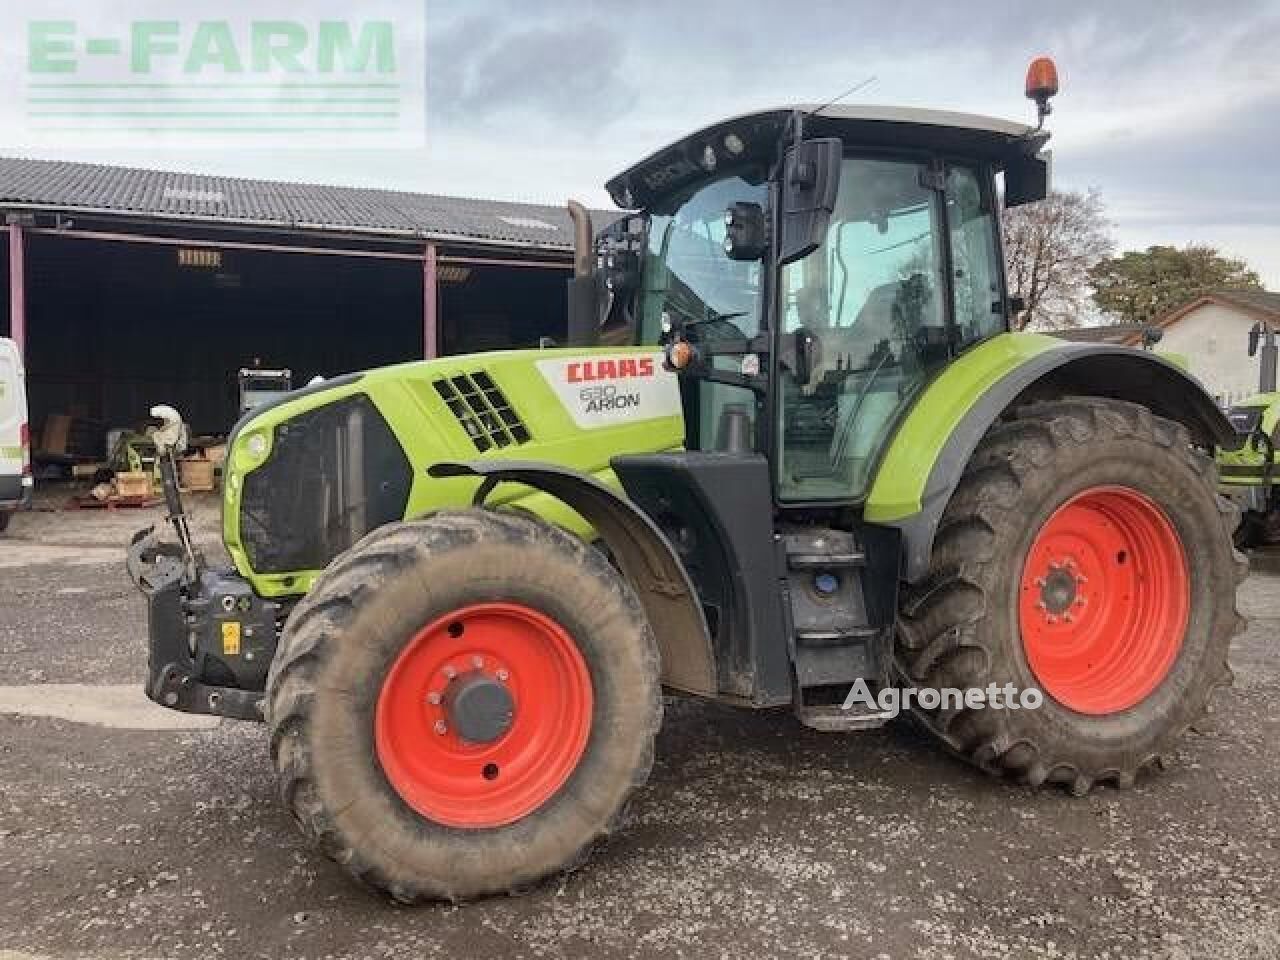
245,432,269,459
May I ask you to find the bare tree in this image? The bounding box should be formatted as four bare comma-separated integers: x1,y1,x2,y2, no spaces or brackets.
1002,188,1114,330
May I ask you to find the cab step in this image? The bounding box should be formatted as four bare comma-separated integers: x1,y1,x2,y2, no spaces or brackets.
787,550,865,570
795,626,881,648
795,700,896,732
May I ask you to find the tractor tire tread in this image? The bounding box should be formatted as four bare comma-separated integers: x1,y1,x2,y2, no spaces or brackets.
896,396,1244,793
265,509,662,903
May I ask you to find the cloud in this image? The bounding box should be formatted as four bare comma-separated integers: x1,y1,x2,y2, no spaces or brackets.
426,12,633,133
5,0,1278,283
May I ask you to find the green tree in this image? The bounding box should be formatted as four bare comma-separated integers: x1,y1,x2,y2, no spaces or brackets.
1088,244,1263,323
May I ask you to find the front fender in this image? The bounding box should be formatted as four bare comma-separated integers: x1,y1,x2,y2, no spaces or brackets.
429,460,717,696
865,334,1234,582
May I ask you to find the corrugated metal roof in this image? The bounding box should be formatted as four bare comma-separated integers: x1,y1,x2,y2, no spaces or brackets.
0,155,616,251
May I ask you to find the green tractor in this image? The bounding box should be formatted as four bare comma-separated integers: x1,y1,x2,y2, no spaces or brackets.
130,61,1246,902
1218,321,1280,547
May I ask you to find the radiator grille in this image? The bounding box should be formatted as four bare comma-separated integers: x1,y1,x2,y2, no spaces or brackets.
433,372,531,452
239,394,412,574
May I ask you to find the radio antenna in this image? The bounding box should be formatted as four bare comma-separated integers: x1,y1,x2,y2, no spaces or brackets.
811,75,878,118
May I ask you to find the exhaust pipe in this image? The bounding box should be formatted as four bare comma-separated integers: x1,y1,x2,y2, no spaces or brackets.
1253,322,1278,394
568,200,594,279
565,200,599,347
1262,338,1278,394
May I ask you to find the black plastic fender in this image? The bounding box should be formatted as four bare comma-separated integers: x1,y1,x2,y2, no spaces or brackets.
429,460,718,696
889,344,1236,583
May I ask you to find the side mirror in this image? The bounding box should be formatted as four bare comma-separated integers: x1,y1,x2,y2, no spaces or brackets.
779,138,842,265
1141,326,1164,350
1005,151,1051,207
723,202,767,261
1249,324,1262,358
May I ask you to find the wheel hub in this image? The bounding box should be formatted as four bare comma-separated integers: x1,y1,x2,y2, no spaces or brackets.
1038,564,1080,616
443,671,515,744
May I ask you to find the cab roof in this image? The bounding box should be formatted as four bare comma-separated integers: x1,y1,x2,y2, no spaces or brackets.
605,104,1043,211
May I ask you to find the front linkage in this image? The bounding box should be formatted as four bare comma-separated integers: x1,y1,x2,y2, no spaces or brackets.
126,406,279,721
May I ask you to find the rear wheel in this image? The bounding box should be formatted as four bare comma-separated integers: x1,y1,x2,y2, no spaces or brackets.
897,398,1247,792
266,509,661,902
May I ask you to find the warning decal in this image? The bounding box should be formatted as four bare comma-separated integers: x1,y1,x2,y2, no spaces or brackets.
221,621,242,657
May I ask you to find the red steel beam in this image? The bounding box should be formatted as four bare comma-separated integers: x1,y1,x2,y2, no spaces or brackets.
8,225,24,356
437,254,570,270
28,227,574,269
423,242,439,360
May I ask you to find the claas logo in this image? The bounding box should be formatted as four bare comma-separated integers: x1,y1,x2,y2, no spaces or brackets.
566,357,655,383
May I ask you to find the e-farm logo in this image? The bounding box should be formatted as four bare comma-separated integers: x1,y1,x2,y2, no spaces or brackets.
6,1,425,148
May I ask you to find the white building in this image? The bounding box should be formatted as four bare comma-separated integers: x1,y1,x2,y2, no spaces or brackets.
1130,291,1280,406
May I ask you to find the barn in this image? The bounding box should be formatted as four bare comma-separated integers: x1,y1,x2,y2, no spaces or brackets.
0,156,603,465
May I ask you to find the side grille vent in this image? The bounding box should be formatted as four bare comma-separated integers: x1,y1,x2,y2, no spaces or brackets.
433,372,531,452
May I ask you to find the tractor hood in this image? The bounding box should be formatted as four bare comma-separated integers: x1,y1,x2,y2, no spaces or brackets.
221,347,684,597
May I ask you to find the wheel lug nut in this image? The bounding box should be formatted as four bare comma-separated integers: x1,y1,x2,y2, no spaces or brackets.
472,655,484,669
434,720,447,735
426,692,441,705
496,668,509,682
442,666,457,680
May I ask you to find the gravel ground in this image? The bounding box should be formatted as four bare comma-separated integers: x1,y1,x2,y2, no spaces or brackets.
1,496,1278,960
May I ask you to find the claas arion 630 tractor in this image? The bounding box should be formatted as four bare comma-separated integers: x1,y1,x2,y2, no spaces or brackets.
1219,320,1280,546
129,60,1246,902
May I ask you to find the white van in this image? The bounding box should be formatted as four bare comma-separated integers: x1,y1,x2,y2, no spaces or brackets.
0,337,31,533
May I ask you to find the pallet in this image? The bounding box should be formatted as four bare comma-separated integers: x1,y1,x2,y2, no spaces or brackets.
66,494,164,510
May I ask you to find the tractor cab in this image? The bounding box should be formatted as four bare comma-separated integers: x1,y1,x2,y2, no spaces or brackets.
590,103,1052,506
1219,320,1280,545
554,101,1061,717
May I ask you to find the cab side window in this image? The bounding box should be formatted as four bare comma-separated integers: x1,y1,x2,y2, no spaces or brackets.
946,165,1005,346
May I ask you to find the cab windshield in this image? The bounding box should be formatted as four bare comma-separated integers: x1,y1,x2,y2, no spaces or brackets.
638,172,768,448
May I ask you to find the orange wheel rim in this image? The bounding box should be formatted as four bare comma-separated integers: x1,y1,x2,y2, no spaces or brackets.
375,603,593,828
1018,486,1189,715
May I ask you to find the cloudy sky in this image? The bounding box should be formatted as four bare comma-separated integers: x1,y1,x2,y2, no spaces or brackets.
10,0,1280,286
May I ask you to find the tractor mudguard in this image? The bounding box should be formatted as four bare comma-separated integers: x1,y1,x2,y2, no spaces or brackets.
866,336,1235,583
428,460,718,696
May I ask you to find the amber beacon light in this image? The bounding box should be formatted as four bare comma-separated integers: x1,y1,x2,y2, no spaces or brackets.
1025,56,1060,129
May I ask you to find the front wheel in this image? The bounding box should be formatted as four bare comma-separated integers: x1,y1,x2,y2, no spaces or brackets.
266,509,661,902
897,398,1247,792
